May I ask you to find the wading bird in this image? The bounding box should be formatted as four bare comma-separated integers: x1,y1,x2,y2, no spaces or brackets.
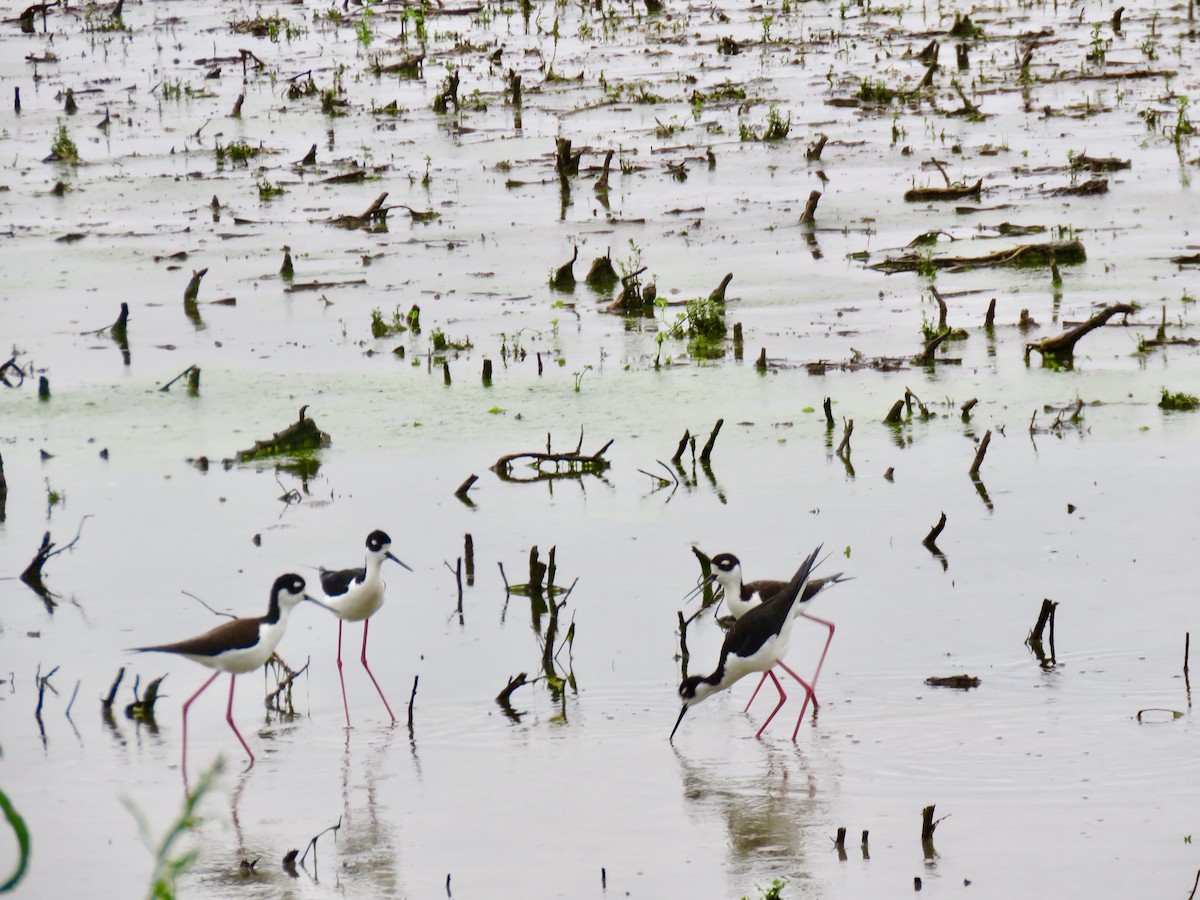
133,573,315,774
688,551,842,734
314,529,412,726
673,546,832,741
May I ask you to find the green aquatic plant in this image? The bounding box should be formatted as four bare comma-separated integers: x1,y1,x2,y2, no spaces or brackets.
1159,388,1200,411
44,478,65,511
431,328,473,352
859,76,895,104
0,768,30,892
742,878,788,900
355,0,375,45
740,105,791,141
215,140,261,169
370,305,411,338
256,179,285,200
48,122,79,164
229,11,305,41
125,758,222,900
1087,22,1110,65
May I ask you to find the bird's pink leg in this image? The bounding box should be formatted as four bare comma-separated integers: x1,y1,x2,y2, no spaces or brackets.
361,619,396,723
181,671,221,778
337,619,351,727
224,674,255,766
801,609,840,710
742,671,771,713
776,660,817,740
755,670,788,738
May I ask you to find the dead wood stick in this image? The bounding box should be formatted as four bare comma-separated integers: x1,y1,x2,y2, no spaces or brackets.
21,515,91,586
799,190,822,224
1027,599,1058,643
445,557,463,618
1025,303,1134,360
299,818,342,868
709,273,733,303
699,419,723,463
594,149,614,192
455,474,478,497
677,610,690,673
969,429,991,476
407,675,419,731
914,329,951,364
101,667,125,711
953,81,979,115
904,178,982,203
1187,868,1200,900
905,388,930,418
35,664,59,732
823,396,834,427
884,399,904,424
930,286,948,329
836,418,853,455
984,297,996,329
265,659,309,709
921,804,946,841
960,398,977,420
550,245,578,289
160,365,198,392
497,675,530,706
671,430,691,463
183,268,208,302
1185,632,1190,676
833,827,846,849
923,512,947,548
491,440,614,478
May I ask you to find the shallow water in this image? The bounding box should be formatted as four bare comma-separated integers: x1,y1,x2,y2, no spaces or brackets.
3,0,1200,896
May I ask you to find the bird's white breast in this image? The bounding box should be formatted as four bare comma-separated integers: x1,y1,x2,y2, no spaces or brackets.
322,576,385,621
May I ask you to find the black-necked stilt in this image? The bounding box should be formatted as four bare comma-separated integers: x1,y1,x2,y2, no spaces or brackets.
672,545,829,741
132,573,315,773
694,552,843,735
314,529,412,726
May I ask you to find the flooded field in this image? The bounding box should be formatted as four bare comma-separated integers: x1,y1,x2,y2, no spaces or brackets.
2,0,1200,896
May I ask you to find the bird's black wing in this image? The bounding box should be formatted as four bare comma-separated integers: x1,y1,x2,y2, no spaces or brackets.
133,617,260,658
718,545,822,661
743,579,787,602
319,566,365,597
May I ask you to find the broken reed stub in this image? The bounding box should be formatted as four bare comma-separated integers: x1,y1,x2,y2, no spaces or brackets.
1026,598,1058,644
920,804,939,842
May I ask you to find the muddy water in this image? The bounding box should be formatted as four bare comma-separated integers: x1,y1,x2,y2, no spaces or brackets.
3,0,1200,896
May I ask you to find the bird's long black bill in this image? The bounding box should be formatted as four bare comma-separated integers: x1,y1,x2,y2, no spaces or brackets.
386,552,414,572
670,704,688,741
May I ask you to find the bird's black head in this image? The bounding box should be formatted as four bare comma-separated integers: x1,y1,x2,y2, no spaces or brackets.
678,674,706,702
711,553,740,574
366,530,392,551
274,573,307,596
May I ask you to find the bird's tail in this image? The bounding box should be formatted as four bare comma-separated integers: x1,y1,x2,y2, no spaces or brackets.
766,544,823,613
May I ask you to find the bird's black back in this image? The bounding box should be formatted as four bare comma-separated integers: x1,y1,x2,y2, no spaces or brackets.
319,566,366,597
